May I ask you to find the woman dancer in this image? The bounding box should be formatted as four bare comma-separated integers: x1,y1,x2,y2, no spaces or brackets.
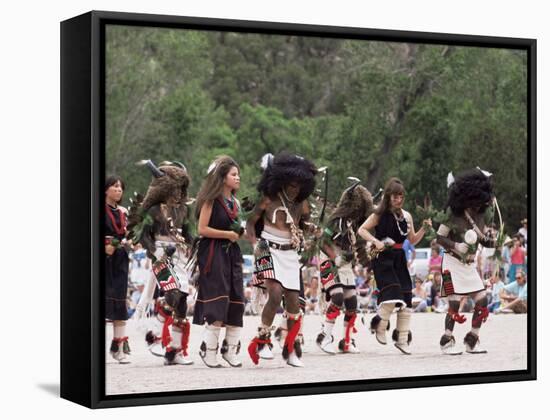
358,178,431,354
105,175,131,363
193,156,246,368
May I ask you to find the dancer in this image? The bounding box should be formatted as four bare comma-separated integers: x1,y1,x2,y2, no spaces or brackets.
247,152,317,367
128,160,194,365
358,177,431,354
317,182,374,354
105,175,131,363
436,168,496,354
193,156,246,368
273,289,308,353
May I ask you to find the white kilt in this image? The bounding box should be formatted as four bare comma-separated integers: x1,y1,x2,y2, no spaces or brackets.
442,253,484,295
258,231,301,292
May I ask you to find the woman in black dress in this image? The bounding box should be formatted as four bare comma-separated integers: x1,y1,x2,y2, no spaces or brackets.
105,175,131,363
193,156,245,368
358,177,431,354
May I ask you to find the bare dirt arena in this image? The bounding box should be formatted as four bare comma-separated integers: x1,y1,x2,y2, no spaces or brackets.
106,313,527,395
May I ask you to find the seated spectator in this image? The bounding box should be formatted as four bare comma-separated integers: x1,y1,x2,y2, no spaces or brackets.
412,278,428,312
357,276,373,311
304,259,319,287
508,236,527,283
403,238,416,280
129,243,151,286
459,296,474,313
423,273,434,306
518,218,528,244
430,238,445,256
487,271,505,312
354,266,366,287
498,270,527,313
305,276,320,314
127,283,144,318
430,272,448,313
500,237,512,281
243,286,253,315
428,247,443,274
186,284,196,316
249,280,268,315
476,225,497,280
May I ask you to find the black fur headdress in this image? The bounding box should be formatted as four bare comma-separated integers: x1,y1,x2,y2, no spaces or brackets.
257,152,317,202
446,168,494,216
329,184,374,227
141,161,190,210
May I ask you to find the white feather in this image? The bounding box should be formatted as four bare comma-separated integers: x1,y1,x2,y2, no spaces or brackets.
476,166,493,177
260,153,274,170
447,171,455,188
207,161,217,175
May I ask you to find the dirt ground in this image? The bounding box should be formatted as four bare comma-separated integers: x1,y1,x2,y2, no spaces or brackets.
106,312,527,395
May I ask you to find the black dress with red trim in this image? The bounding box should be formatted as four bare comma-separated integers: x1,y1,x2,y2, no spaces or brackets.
105,204,129,321
192,197,245,327
372,211,412,307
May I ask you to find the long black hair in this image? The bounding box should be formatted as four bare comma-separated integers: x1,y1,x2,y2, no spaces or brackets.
105,175,125,192
195,155,240,219
374,177,405,215
105,175,125,205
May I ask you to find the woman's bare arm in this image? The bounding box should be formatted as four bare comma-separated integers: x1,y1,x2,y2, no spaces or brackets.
406,210,430,245
358,213,384,249
198,200,238,241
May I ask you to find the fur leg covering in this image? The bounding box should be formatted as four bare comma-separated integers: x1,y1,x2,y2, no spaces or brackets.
199,324,222,368
248,326,272,365
221,326,242,367
393,308,412,355
370,302,395,345
283,312,303,360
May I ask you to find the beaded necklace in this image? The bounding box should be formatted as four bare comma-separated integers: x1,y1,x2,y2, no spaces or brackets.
393,210,410,237
277,193,303,249
105,204,126,236
219,195,239,221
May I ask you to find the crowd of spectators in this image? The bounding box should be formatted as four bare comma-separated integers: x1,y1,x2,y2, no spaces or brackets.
123,218,528,319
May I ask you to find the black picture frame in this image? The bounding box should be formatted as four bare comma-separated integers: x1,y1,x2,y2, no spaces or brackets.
61,10,536,409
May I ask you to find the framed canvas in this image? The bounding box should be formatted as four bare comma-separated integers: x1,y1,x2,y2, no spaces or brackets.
61,10,536,409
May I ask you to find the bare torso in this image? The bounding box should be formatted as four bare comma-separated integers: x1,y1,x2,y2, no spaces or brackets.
263,195,305,231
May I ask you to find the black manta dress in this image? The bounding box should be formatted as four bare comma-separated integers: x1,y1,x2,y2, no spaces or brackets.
193,197,245,327
372,211,413,308
105,205,129,321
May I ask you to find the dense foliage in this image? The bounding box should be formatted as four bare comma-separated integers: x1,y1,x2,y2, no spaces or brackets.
106,26,528,244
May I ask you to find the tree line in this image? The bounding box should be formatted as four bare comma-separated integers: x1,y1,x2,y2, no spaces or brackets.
106,25,528,243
